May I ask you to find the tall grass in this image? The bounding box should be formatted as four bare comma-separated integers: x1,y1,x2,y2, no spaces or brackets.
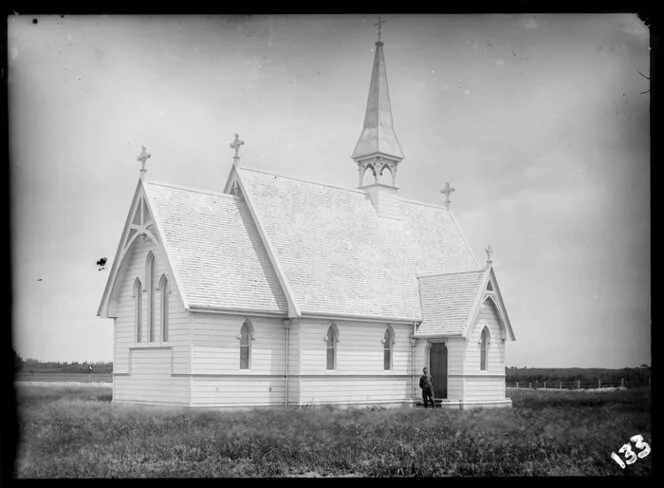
14,385,651,477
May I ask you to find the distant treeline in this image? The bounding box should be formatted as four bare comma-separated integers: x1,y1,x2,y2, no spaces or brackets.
14,350,113,374
506,366,651,387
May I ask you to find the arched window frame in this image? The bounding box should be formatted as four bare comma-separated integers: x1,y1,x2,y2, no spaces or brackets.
238,319,255,370
133,278,143,343
382,325,395,370
158,274,169,342
145,251,155,343
479,326,491,371
324,322,340,371
481,295,508,342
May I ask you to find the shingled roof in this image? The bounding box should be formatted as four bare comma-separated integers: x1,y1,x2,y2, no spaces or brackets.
415,266,516,339
236,167,480,321
416,269,488,336
144,182,289,314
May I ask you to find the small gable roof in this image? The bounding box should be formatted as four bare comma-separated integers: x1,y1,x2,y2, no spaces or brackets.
237,167,479,321
416,266,515,340
417,269,487,336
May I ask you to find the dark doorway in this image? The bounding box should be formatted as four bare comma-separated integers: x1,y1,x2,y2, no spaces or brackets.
429,342,448,399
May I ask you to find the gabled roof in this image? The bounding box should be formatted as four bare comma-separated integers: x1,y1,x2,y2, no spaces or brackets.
237,167,479,321
98,179,289,317
145,182,289,314
417,269,487,336
416,266,516,340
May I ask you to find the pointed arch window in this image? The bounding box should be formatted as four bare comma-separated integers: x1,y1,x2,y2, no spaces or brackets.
480,327,489,371
159,275,169,342
240,321,253,370
326,323,339,370
146,252,155,342
133,278,143,343
383,326,394,370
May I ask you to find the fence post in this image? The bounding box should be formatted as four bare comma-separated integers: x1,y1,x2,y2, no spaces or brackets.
598,378,601,389
516,381,519,388
559,381,562,389
529,381,532,389
621,378,624,387
577,380,580,389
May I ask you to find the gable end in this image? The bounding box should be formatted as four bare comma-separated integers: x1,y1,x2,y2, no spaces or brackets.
98,180,188,318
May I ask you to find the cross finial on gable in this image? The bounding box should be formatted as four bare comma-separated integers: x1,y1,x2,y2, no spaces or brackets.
440,182,455,209
137,146,151,180
230,133,245,166
375,14,386,43
485,245,493,266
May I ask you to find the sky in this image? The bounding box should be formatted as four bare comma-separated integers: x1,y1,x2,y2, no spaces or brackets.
9,14,650,368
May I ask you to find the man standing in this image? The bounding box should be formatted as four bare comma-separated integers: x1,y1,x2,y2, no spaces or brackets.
419,367,435,408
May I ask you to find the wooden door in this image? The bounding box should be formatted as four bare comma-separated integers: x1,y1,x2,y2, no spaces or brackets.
429,342,448,399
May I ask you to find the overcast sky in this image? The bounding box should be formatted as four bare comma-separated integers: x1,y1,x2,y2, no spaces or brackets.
9,14,650,368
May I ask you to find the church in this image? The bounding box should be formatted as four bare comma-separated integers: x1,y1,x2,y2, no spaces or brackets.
97,27,516,410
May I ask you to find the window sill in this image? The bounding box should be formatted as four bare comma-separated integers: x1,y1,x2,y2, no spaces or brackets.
130,344,172,350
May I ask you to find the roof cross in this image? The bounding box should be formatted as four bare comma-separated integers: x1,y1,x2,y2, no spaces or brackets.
230,133,245,165
375,15,386,43
440,182,455,209
137,146,151,180
485,245,493,264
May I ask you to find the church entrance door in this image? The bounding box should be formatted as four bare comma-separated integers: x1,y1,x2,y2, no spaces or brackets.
429,342,448,399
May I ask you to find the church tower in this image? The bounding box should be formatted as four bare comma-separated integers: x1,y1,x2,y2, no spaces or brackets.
353,18,404,219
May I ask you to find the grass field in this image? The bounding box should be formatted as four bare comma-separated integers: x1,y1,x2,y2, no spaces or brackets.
12,384,651,477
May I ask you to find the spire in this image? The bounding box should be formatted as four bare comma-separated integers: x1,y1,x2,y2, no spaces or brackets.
352,17,404,188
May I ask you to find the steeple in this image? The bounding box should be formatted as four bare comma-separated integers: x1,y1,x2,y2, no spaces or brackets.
352,17,404,189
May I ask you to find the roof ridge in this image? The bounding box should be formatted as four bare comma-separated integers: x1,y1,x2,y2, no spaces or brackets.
418,268,486,279
146,180,236,199
400,197,452,211
239,166,367,195
240,167,456,211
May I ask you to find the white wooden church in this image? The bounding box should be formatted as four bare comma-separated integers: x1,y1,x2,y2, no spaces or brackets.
97,29,516,410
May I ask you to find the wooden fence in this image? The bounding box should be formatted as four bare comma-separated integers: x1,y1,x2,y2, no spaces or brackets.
508,378,650,389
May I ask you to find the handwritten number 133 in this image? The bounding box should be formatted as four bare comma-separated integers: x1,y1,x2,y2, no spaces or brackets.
611,435,651,469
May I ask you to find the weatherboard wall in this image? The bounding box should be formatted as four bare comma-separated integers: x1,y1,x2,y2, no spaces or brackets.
293,319,414,406
461,298,507,402
189,313,288,407
112,238,191,405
